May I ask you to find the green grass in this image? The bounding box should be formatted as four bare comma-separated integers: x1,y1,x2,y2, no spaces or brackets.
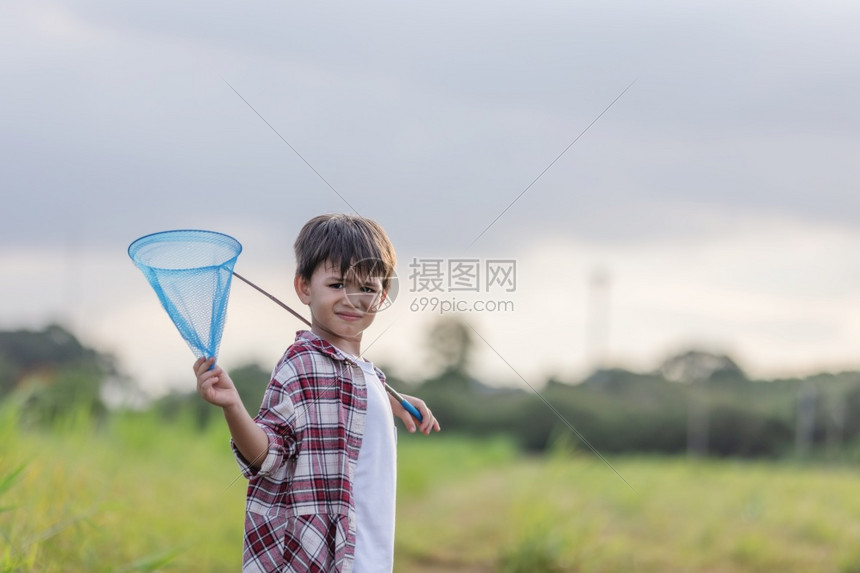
3,401,860,572
396,453,860,572
0,405,245,572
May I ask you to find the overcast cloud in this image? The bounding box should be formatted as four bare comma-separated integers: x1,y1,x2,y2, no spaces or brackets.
2,1,859,393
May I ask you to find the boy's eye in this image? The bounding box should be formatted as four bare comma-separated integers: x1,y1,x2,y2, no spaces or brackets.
329,282,344,289
361,286,378,294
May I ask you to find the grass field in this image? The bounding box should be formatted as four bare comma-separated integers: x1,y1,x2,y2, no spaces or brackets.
2,402,860,572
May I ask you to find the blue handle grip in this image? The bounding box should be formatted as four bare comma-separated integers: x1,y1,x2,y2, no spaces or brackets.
385,384,424,423
400,399,423,423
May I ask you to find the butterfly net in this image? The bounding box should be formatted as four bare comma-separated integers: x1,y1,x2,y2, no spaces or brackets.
128,230,242,360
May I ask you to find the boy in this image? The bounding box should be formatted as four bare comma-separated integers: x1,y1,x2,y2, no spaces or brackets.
194,214,439,572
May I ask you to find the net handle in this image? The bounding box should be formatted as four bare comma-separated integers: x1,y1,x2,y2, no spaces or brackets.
232,272,312,327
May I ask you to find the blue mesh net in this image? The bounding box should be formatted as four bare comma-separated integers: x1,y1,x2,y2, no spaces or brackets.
128,230,242,360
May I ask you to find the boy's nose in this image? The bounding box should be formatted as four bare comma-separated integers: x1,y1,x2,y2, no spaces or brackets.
344,289,379,312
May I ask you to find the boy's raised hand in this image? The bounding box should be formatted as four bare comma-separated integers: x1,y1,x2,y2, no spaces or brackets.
194,357,240,409
390,393,441,436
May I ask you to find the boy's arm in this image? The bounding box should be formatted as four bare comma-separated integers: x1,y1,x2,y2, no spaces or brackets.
388,392,441,436
222,402,270,469
195,357,269,469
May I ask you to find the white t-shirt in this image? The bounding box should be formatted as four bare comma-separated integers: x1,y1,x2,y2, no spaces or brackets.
350,355,397,572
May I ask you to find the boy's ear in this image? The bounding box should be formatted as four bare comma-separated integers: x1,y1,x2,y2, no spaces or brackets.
294,275,311,304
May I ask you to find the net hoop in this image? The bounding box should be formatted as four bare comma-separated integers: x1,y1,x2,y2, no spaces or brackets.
128,229,242,272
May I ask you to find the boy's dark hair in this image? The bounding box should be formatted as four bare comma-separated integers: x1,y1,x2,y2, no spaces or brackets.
294,213,397,291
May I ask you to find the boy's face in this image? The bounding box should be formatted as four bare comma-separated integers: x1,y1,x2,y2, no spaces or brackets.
294,261,387,355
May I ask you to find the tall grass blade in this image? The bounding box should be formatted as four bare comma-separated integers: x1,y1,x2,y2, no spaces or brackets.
0,464,25,497
0,464,25,516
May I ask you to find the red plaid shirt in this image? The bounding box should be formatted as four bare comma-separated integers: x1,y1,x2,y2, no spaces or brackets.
232,330,385,572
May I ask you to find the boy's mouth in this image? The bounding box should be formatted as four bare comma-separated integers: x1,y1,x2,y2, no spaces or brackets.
336,311,363,322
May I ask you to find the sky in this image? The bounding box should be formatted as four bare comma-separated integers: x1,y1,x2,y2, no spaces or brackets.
2,1,860,396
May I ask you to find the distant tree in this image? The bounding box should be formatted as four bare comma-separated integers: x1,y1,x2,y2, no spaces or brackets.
0,324,106,395
0,324,116,424
0,353,14,397
657,350,747,457
231,362,270,413
659,350,746,383
425,317,474,376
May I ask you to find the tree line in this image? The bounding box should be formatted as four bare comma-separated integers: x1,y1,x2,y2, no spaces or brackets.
2,322,860,459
